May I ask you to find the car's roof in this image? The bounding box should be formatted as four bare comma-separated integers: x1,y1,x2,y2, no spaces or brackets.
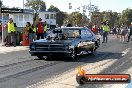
55,27,85,30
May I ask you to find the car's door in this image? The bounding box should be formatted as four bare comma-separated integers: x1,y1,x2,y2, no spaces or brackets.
78,28,95,51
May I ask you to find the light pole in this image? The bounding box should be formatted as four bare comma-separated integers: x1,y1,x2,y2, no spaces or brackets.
23,0,25,27
23,0,24,9
1,0,4,44
1,13,3,44
89,0,92,22
69,3,72,14
68,3,72,24
87,0,99,23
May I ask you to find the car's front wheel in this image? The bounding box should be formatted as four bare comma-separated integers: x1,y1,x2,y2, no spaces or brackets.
96,39,100,48
70,49,78,59
90,44,96,54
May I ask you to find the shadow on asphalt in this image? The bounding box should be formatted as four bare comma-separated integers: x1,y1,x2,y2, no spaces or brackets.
34,51,123,63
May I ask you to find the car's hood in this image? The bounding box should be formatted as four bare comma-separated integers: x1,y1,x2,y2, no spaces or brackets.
33,39,77,44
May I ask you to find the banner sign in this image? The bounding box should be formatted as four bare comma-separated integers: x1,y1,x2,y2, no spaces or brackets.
1,8,23,13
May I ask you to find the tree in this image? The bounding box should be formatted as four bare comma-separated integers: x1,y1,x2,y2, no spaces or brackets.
48,5,67,26
48,5,60,12
81,15,89,26
40,1,46,11
91,12,104,26
103,11,119,28
25,0,46,21
119,8,132,26
91,11,119,28
56,11,67,26
63,12,89,27
70,12,82,26
0,0,2,8
25,0,46,12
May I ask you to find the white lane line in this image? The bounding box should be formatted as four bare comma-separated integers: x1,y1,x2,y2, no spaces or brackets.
122,48,130,56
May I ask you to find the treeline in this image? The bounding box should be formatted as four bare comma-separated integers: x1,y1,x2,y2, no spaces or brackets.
91,8,132,28
1,0,132,28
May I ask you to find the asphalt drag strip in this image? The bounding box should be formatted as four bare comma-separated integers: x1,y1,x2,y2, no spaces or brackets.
27,37,132,88
0,35,131,88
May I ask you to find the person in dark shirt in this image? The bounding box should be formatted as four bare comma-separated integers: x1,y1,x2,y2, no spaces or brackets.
0,23,2,40
27,22,36,43
127,22,132,42
67,23,72,27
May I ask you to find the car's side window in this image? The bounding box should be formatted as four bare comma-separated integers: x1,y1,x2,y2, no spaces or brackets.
86,29,93,37
81,29,93,38
68,29,80,38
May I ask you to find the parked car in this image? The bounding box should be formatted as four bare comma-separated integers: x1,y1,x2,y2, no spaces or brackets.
29,27,100,59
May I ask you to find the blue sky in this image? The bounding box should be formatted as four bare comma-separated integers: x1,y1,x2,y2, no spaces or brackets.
2,0,132,13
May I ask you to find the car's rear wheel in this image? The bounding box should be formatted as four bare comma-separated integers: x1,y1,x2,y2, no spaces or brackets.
37,56,48,59
37,56,44,59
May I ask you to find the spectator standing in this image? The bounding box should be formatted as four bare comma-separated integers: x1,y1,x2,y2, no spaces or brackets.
102,22,110,43
66,23,72,27
27,22,36,43
127,22,132,42
7,18,16,47
0,23,2,40
120,26,128,42
32,25,37,41
116,27,121,38
36,18,44,40
98,26,103,36
91,25,98,35
112,27,117,35
44,21,47,38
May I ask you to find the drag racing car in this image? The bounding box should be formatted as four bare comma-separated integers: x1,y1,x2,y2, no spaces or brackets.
29,27,100,59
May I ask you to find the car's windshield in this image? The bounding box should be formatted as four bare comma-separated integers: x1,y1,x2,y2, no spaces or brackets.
47,28,80,40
